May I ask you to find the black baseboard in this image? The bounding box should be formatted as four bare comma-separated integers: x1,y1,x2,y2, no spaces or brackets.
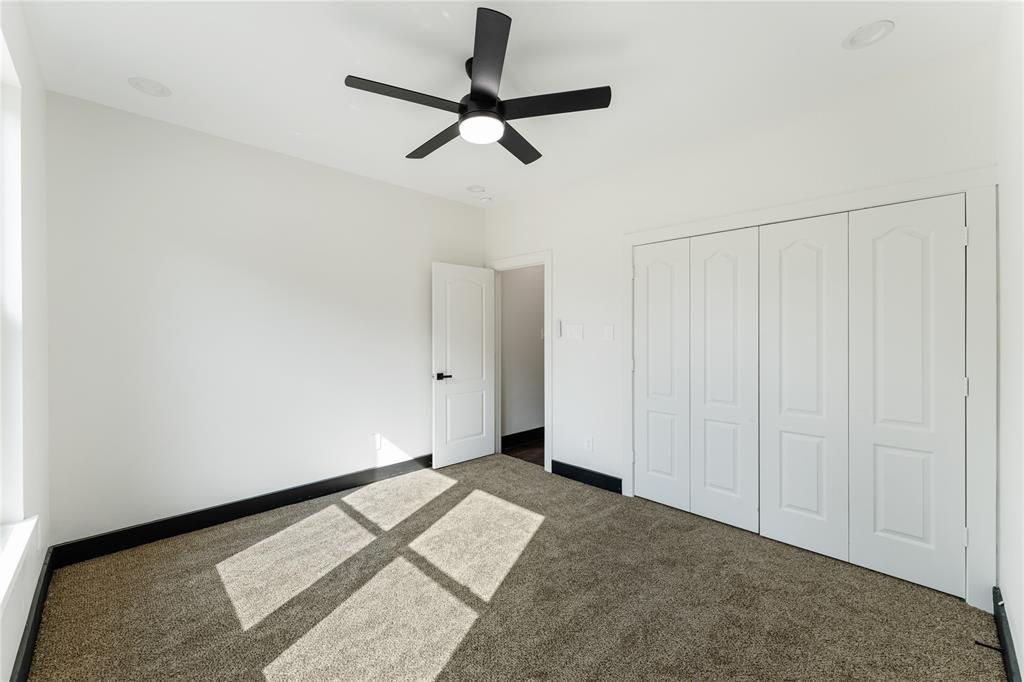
11,455,431,682
10,547,54,682
551,459,622,494
501,427,544,452
995,586,1022,682
50,455,431,568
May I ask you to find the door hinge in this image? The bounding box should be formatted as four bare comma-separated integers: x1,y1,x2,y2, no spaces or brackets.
963,526,970,547
963,226,969,247
963,376,970,397
631,265,636,281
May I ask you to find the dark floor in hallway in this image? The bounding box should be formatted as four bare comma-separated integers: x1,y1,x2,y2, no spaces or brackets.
501,433,544,466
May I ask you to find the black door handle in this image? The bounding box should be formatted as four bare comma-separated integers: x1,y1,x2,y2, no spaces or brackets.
436,372,453,380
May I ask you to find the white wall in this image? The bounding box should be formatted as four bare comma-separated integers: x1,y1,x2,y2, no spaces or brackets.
485,46,997,480
500,265,543,436
996,0,1023,665
47,94,483,544
0,1,48,678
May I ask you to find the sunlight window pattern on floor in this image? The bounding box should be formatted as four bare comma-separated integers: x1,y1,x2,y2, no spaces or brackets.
342,468,456,531
409,489,544,601
216,505,375,630
263,557,478,682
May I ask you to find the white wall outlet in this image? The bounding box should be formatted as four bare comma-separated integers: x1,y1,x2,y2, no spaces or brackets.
602,324,614,341
584,437,593,451
565,323,584,340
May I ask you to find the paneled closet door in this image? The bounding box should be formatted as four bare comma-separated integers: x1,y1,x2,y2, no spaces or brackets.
849,194,966,597
633,239,691,511
690,228,759,532
759,214,849,560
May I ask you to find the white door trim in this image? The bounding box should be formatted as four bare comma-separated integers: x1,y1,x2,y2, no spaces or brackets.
621,168,997,611
965,185,997,611
490,251,554,473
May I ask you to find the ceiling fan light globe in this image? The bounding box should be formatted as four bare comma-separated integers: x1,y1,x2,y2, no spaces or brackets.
458,113,505,144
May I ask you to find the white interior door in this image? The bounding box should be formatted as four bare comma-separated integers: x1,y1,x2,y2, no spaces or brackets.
690,228,759,532
432,263,495,468
633,239,690,510
759,214,849,560
848,194,966,596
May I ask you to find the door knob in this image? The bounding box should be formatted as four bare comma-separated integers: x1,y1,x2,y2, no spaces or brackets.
436,372,453,380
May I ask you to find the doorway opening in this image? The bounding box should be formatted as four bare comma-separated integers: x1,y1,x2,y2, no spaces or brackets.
497,263,545,467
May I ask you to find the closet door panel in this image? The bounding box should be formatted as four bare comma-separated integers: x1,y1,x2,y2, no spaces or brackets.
633,239,691,510
848,194,966,597
759,214,849,560
690,228,759,531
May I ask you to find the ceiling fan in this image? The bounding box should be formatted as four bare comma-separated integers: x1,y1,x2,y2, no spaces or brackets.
345,7,612,165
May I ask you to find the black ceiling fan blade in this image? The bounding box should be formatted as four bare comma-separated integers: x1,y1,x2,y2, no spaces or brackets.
499,124,541,165
470,8,511,101
345,75,460,114
503,86,612,120
407,123,461,159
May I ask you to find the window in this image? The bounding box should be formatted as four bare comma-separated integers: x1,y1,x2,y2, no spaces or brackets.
0,27,22,537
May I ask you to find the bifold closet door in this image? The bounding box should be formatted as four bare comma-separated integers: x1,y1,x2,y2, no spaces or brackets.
759,214,849,560
690,228,759,532
633,239,691,510
849,194,966,597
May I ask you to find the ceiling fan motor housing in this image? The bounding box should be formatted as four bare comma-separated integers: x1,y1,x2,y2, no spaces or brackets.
459,93,504,125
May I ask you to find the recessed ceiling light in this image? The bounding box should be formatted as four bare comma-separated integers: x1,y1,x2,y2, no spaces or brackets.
128,76,172,97
467,185,486,193
842,20,895,50
479,196,493,204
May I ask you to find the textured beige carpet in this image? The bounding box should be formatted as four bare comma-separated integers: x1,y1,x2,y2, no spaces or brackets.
30,455,1004,681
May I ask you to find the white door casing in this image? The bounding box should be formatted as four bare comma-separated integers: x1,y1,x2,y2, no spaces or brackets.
848,194,966,596
633,239,691,510
759,214,850,560
432,263,495,468
689,228,759,532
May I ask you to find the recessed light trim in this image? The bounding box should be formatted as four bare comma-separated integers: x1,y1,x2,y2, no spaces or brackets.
467,185,486,193
128,76,172,97
842,20,895,50
479,196,494,204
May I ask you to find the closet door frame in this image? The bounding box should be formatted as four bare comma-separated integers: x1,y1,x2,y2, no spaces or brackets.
621,169,996,612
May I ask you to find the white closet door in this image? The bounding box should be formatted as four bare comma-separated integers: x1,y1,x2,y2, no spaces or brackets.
690,228,759,532
849,194,966,596
759,214,849,560
633,240,691,510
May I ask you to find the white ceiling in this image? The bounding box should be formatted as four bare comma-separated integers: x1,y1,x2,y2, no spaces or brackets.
24,2,1002,207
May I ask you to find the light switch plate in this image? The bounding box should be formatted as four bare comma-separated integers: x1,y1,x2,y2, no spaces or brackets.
564,323,584,340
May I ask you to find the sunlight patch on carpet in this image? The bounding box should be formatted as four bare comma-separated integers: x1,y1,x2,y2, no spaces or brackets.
409,489,543,601
216,505,375,630
342,468,457,531
263,557,477,682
